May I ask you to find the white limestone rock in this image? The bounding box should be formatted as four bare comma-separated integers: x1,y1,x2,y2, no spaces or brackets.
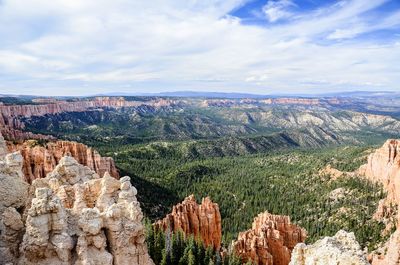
289,230,369,265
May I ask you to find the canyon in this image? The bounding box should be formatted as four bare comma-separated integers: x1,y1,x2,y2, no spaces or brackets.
2,96,400,264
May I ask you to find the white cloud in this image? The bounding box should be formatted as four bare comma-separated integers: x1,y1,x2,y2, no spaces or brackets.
262,0,296,22
0,0,398,96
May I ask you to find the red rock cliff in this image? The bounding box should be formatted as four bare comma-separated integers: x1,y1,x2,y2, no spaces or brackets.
154,195,222,250
232,211,307,265
358,140,400,265
358,139,400,225
7,140,119,183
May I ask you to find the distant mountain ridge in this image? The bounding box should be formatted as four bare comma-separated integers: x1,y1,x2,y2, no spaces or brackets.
2,90,399,100
93,90,400,99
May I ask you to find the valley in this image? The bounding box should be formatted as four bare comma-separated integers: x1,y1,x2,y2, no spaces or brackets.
1,94,400,264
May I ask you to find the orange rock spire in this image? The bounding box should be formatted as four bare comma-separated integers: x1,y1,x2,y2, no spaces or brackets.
232,211,307,265
154,195,222,250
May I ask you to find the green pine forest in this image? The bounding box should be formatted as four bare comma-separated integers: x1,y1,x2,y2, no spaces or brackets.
20,104,398,264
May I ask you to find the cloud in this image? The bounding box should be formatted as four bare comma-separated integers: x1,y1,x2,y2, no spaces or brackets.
0,0,398,96
262,0,296,22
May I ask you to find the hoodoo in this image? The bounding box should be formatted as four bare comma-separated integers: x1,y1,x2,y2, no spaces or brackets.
0,136,153,265
154,195,222,250
232,211,307,265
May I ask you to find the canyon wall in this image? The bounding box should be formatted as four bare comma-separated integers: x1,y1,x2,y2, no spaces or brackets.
0,97,177,140
358,139,400,230
359,139,400,206
201,97,336,107
0,97,173,119
357,139,400,265
154,195,222,250
0,140,153,265
232,211,307,265
7,140,119,183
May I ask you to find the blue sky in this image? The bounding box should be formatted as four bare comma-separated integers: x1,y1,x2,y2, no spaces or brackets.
0,0,399,96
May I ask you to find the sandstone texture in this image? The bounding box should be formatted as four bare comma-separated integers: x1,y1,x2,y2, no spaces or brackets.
358,139,400,265
154,195,222,250
8,140,119,183
0,137,30,264
359,139,400,208
0,136,153,265
232,211,307,265
369,229,400,265
289,230,369,265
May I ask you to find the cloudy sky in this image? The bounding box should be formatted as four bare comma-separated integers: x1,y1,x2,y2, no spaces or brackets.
0,0,399,96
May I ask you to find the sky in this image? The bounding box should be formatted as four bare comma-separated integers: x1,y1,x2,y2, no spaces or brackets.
0,0,399,96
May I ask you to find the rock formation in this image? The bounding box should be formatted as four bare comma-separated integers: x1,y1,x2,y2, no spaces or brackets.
358,139,400,265
369,229,400,265
0,138,153,265
289,230,369,265
8,140,119,183
0,138,29,264
201,97,335,107
232,211,307,265
154,195,222,250
0,132,8,157
358,140,399,230
359,139,400,208
0,97,177,140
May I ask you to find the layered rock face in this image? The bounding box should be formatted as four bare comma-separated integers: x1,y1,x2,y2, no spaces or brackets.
0,97,177,140
357,139,400,265
359,139,400,207
154,195,222,250
0,142,153,265
289,230,369,265
202,98,325,107
8,140,119,183
232,211,307,265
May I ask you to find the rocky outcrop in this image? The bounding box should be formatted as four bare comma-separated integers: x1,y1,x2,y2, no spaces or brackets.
0,128,55,141
0,140,153,265
232,211,307,265
359,139,400,207
358,139,400,229
0,132,8,157
319,165,346,180
7,140,119,183
357,139,400,265
369,229,400,265
0,141,29,264
154,195,222,250
289,230,369,265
